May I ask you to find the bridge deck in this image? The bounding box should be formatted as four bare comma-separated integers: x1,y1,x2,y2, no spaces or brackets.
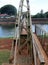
2,34,48,65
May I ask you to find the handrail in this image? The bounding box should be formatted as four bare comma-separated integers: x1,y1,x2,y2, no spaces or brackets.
32,34,45,65
35,24,47,47
35,25,46,33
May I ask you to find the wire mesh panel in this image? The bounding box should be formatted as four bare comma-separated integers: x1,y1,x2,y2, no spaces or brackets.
35,25,48,55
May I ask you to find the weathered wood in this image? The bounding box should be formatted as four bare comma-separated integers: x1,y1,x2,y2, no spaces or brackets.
9,40,15,63
18,36,31,52
33,39,37,65
33,34,45,65
2,63,13,65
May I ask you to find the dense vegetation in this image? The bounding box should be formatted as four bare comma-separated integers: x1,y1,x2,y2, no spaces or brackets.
32,10,48,18
21,10,48,18
0,6,48,18
0,5,17,16
0,8,1,13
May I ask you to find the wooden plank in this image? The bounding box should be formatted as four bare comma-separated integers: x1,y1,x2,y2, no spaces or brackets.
2,63,13,65
33,34,45,64
33,39,37,65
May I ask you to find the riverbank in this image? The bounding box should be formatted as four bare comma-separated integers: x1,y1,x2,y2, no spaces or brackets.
0,37,48,55
0,22,15,25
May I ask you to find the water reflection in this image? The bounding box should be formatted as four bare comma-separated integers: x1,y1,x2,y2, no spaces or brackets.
0,25,15,37
0,24,48,37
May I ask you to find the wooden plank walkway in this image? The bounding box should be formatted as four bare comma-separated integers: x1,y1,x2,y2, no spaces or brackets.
33,34,48,65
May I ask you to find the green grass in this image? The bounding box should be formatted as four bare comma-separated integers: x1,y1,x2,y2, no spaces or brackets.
0,37,13,39
0,50,10,65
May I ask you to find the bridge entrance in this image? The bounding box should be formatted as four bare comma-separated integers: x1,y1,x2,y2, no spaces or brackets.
2,0,48,65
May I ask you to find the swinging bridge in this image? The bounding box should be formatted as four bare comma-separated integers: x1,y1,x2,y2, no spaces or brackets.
2,0,48,65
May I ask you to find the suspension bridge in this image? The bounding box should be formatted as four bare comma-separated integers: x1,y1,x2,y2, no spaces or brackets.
2,0,48,65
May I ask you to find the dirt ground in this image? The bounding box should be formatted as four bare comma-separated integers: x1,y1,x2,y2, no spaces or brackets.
38,37,48,55
0,38,13,50
0,38,48,55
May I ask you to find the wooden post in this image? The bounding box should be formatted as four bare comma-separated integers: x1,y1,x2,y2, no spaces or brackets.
34,46,37,65
9,40,14,63
33,38,37,65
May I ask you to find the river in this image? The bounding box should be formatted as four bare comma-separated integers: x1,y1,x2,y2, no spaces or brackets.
0,25,48,38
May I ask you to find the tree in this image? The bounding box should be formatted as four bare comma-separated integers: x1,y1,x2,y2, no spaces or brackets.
32,10,45,18
44,12,48,18
0,9,1,13
0,5,17,16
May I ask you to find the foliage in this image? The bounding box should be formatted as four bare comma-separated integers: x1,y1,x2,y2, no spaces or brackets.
44,12,48,18
0,9,1,13
32,10,48,18
0,5,17,15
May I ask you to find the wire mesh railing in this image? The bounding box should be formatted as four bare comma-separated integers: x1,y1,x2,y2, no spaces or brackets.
35,25,48,55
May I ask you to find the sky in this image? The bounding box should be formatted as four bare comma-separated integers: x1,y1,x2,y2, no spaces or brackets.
0,0,48,15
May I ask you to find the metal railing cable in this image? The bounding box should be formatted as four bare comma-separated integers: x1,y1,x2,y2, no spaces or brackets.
35,25,46,46
35,25,48,55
